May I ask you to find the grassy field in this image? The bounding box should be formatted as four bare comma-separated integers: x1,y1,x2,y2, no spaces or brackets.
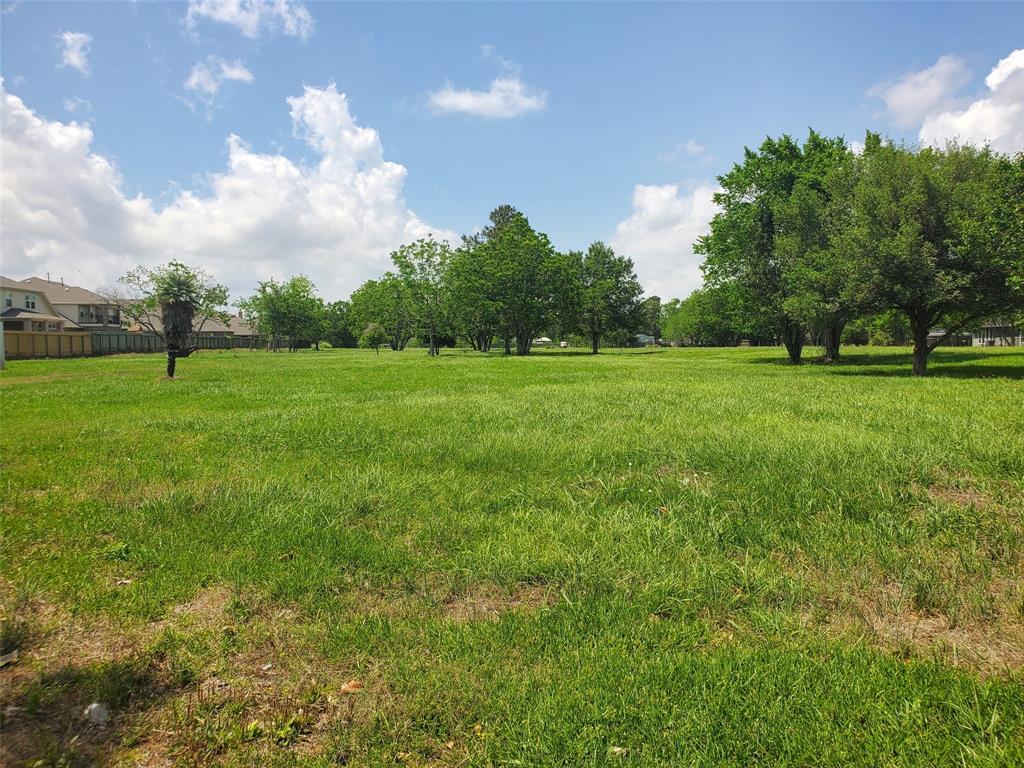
2,346,1023,767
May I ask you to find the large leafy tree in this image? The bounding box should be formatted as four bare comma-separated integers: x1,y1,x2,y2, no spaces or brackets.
323,300,358,348
776,133,862,361
698,131,850,364
640,295,663,343
848,141,1023,375
571,242,644,353
488,212,573,355
662,283,770,347
119,261,229,378
449,205,527,352
238,276,325,352
349,274,415,351
447,242,500,351
392,238,454,356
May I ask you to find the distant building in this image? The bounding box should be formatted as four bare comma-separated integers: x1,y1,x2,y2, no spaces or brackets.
973,321,1021,347
1,275,77,332
17,276,122,331
126,311,255,339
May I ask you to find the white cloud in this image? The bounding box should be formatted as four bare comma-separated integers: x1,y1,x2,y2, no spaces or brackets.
0,82,452,299
918,49,1024,153
428,77,546,119
185,0,314,39
868,54,970,128
57,31,92,75
659,139,708,164
183,56,254,113
62,96,92,115
610,183,719,300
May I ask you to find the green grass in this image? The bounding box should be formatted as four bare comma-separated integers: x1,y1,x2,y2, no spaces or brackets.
2,346,1023,766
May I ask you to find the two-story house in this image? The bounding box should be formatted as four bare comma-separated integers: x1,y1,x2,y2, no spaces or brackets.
17,276,122,331
1,275,78,332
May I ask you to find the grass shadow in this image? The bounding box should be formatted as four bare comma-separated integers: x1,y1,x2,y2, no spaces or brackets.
748,348,1024,379
2,652,179,766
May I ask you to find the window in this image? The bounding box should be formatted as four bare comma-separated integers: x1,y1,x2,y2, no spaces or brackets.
4,291,11,308
79,306,95,322
25,293,37,309
47,322,58,331
107,307,120,323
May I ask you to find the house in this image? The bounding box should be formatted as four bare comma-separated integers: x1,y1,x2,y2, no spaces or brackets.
126,311,255,339
1,275,79,332
18,276,122,331
973,321,1021,347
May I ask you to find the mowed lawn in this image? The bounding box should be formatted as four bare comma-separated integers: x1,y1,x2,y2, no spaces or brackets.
2,346,1023,767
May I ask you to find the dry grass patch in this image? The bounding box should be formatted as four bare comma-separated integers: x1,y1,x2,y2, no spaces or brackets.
442,583,557,623
0,585,365,767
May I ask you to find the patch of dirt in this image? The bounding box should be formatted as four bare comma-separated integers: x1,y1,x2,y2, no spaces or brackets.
926,483,992,508
442,583,556,622
837,583,1024,676
0,585,356,767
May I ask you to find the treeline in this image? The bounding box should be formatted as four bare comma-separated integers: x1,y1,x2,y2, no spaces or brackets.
668,131,1023,375
238,206,653,356
233,132,1021,376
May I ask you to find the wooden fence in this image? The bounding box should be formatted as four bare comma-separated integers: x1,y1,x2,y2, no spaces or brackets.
3,331,259,360
3,332,92,358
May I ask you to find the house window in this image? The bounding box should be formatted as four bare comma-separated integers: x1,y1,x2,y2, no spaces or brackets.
4,292,11,308
107,307,120,323
47,322,58,331
25,293,37,309
79,306,95,322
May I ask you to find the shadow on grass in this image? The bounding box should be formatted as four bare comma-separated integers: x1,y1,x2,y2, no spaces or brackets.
2,652,179,766
750,348,1024,379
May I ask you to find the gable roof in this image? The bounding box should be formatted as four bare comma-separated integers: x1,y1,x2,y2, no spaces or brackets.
18,276,108,305
127,311,254,336
1,307,76,325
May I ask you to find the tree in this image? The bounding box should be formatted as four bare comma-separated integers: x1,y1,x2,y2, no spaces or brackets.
359,323,387,354
450,205,528,352
486,212,574,355
447,242,500,351
239,276,325,351
776,133,862,361
392,238,454,356
848,141,1023,375
324,301,358,348
349,274,416,351
118,261,229,378
698,131,850,364
571,242,644,353
640,296,663,343
661,284,768,347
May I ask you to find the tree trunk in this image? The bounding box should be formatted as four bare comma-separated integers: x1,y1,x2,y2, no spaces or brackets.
911,320,930,376
504,337,511,355
781,319,804,364
591,333,599,354
516,336,531,355
166,347,177,378
822,318,845,363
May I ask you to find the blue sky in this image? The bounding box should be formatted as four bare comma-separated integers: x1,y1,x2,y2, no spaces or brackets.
2,1,1022,300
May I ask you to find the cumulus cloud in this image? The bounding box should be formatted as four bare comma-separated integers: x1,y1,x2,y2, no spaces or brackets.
183,56,254,113
185,0,314,39
610,183,719,300
428,77,546,118
868,54,970,129
918,49,1024,153
0,82,452,299
57,31,92,75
